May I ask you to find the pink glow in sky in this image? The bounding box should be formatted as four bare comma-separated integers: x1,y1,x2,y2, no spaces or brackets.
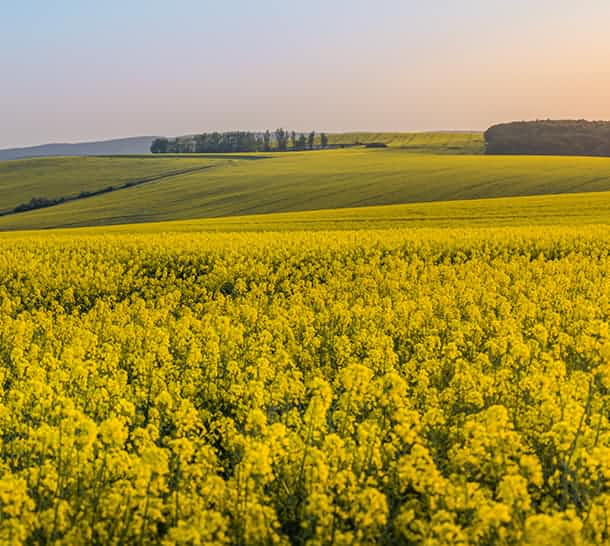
2,0,610,148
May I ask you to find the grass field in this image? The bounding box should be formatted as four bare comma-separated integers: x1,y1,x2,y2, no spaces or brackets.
328,131,485,153
108,190,610,232
4,148,610,230
2,189,609,236
0,155,230,214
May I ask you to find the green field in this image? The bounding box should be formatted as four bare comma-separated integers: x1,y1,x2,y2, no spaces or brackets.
0,155,230,214
4,148,610,230
118,189,610,232
328,131,485,153
2,189,609,237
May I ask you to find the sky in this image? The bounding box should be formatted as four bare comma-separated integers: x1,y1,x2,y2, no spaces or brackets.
2,0,610,148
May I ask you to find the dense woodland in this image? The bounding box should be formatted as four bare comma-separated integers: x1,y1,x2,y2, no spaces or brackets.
485,120,610,156
151,130,329,153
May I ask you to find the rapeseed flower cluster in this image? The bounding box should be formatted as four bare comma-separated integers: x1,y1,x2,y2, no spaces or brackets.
0,226,609,545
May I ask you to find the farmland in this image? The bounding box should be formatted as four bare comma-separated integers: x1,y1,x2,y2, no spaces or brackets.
2,225,610,545
327,131,485,153
2,141,610,545
1,188,610,236
0,156,228,216
4,148,610,230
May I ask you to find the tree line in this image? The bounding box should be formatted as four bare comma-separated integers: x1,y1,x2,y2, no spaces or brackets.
151,130,330,154
485,120,610,156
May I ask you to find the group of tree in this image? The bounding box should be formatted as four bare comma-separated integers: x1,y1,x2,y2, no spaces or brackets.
151,130,330,154
12,196,65,214
485,120,610,156
10,186,117,215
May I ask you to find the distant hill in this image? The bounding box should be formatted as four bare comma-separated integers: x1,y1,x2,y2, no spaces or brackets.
0,136,157,161
328,132,484,153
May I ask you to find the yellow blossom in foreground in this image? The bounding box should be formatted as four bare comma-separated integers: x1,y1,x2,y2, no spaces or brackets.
0,226,609,544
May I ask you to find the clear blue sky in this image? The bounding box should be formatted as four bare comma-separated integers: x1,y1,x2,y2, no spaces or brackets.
2,0,610,148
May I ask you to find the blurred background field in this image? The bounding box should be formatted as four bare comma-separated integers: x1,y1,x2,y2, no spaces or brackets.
4,145,610,231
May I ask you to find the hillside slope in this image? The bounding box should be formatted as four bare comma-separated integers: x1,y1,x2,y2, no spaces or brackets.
328,132,484,153
0,156,233,214
154,190,610,231
0,137,158,161
4,189,610,236
4,148,610,230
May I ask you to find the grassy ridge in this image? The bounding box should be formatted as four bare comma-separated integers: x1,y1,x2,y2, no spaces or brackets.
4,149,610,230
0,156,228,214
328,131,485,153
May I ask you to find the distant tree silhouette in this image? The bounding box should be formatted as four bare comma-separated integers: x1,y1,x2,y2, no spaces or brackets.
275,129,289,152
297,134,307,150
308,131,316,150
150,138,169,153
263,130,272,152
151,129,333,153
485,120,610,156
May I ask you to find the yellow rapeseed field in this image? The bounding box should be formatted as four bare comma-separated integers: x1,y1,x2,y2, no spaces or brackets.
1,226,610,545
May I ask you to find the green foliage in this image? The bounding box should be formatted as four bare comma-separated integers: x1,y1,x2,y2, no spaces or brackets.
320,133,328,149
13,196,66,213
150,137,169,154
275,129,289,152
296,134,307,150
485,120,610,157
154,129,324,154
307,131,315,150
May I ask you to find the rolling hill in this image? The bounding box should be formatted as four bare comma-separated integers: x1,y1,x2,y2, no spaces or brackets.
0,136,157,161
0,155,235,215
3,148,610,230
327,131,484,153
3,189,610,236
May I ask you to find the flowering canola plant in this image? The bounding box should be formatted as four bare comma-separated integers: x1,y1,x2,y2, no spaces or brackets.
1,226,610,545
